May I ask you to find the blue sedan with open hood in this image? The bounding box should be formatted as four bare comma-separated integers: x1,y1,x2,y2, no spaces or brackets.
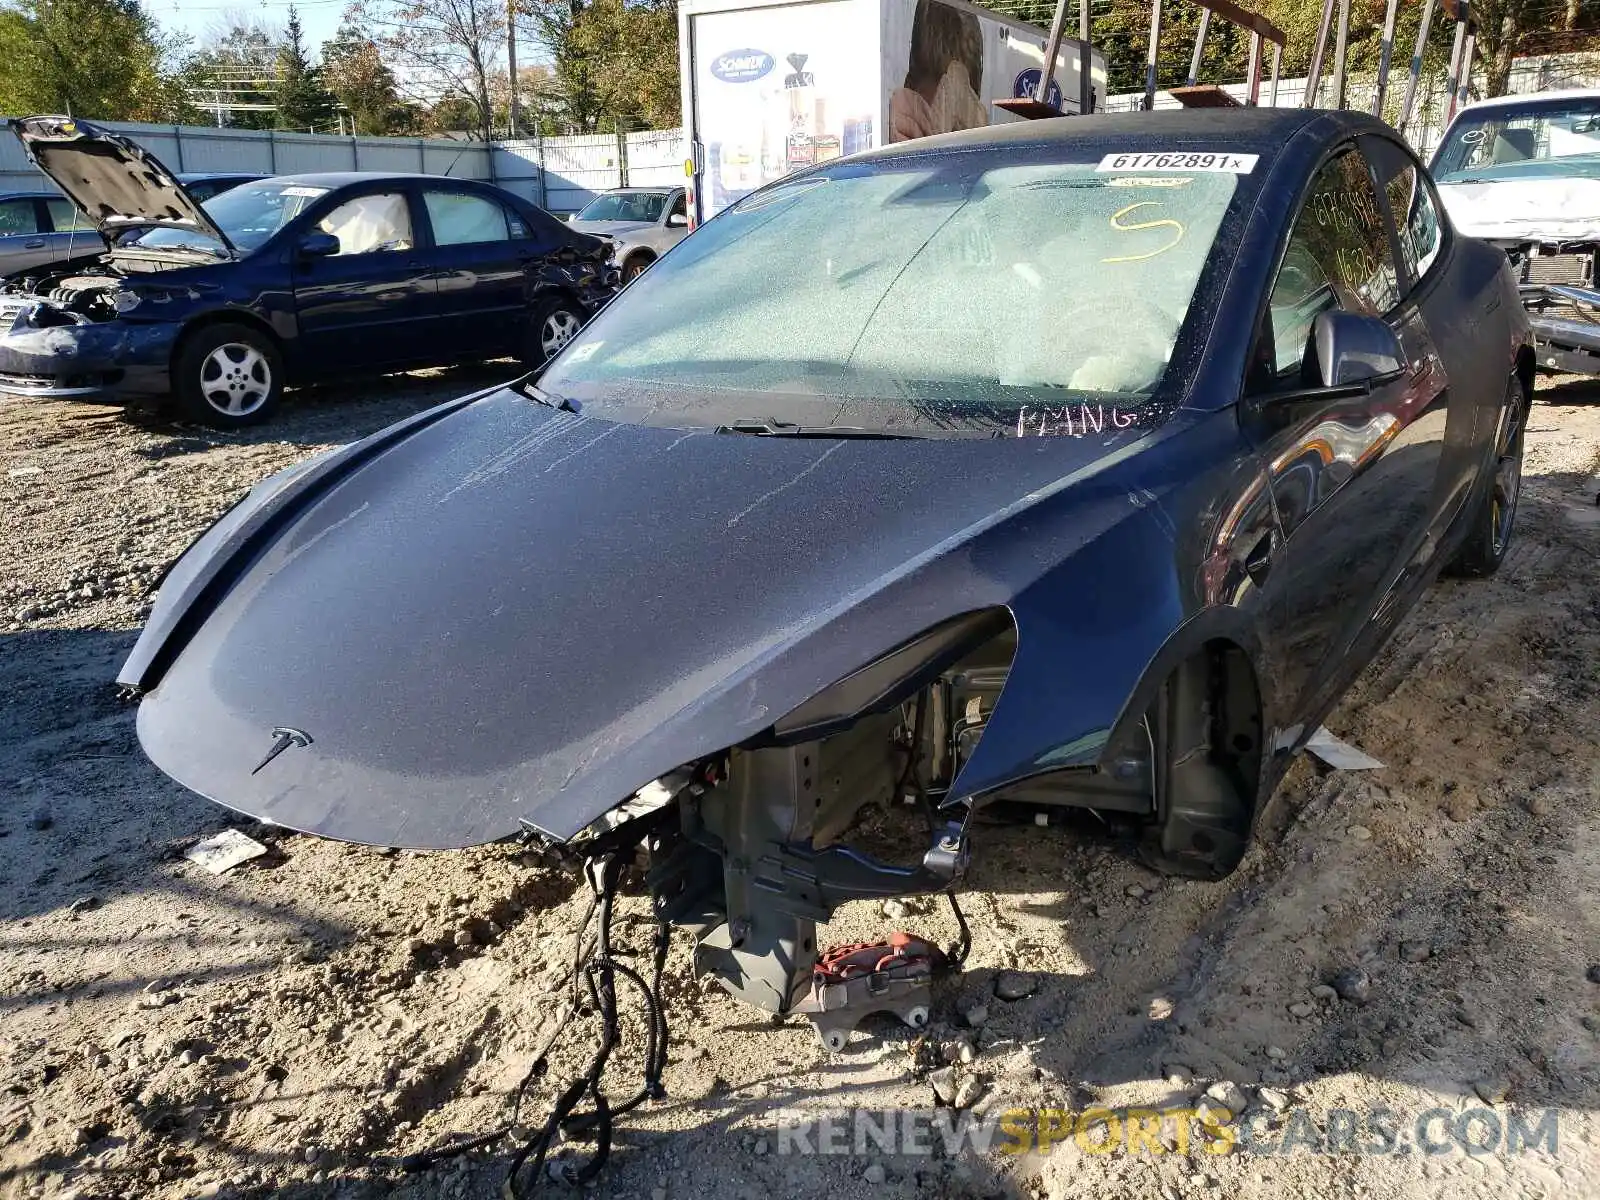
0,116,616,427
119,109,1530,1047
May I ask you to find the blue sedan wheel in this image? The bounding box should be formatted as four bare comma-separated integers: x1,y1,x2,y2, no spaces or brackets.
174,322,285,429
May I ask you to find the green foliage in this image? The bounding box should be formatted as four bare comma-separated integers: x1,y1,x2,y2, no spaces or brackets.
982,0,1595,102
0,0,195,121
275,8,338,131
321,22,406,134
522,0,681,132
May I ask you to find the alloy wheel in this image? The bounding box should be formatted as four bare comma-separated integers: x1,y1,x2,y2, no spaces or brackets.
1489,397,1525,558
200,342,272,417
541,309,582,357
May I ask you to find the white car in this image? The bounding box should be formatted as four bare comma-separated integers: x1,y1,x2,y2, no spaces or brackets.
567,187,689,281
1431,88,1600,374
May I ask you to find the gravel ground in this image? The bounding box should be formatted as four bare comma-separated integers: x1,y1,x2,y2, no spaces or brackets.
2,371,1599,1200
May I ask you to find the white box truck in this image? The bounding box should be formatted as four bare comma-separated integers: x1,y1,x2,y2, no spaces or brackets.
678,0,1107,224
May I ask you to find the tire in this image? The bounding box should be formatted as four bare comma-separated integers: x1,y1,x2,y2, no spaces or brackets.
173,322,283,429
1448,375,1528,578
521,296,586,369
621,252,655,283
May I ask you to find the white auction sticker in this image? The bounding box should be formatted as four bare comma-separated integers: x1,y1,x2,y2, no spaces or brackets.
1097,152,1258,174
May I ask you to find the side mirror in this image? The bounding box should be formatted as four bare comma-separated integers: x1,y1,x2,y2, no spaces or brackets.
666,211,688,228
298,231,340,259
1313,309,1405,389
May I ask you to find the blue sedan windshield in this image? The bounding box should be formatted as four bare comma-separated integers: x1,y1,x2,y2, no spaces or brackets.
120,181,330,254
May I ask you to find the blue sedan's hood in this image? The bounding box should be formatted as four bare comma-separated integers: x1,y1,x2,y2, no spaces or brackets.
125,387,1172,848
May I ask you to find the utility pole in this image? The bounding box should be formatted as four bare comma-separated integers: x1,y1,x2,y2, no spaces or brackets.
506,0,522,138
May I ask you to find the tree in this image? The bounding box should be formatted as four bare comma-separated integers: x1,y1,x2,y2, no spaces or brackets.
187,14,283,128
520,0,679,132
0,0,194,121
322,21,403,134
347,0,504,141
275,6,338,130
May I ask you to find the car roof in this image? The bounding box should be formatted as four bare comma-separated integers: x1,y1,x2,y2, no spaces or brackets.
1457,87,1600,113
850,107,1383,164
0,191,61,200
601,186,679,194
177,171,267,181
262,172,502,188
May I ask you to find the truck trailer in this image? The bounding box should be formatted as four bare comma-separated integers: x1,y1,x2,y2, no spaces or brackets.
678,0,1107,224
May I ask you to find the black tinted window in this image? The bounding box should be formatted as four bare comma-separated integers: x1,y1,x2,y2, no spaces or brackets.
1363,135,1444,287
1261,149,1402,381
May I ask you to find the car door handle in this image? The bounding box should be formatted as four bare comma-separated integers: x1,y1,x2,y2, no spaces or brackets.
22,238,45,249
1244,531,1275,587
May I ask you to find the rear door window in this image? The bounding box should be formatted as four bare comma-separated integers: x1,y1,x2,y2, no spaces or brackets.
1362,135,1445,288
424,191,512,246
44,197,96,233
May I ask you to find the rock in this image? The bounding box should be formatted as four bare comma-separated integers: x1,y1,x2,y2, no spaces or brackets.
1204,1080,1249,1115
928,1067,959,1105
945,1038,977,1065
452,928,475,949
753,1138,768,1156
1526,796,1551,817
1266,1046,1287,1061
863,1163,888,1185
1582,1016,1600,1033
963,1004,989,1029
1257,1087,1290,1112
407,939,429,958
1148,996,1175,1020
27,806,52,831
1400,941,1432,963
1348,825,1373,842
1164,1063,1194,1088
1310,984,1338,1002
1095,905,1111,918
68,896,99,916
1194,1098,1232,1124
1473,1077,1510,1105
1287,1001,1316,1018
1125,884,1146,899
1456,1006,1483,1030
1331,967,1372,1005
1586,965,1600,985
881,899,909,920
993,971,1037,1001
302,1146,320,1165
952,1075,982,1110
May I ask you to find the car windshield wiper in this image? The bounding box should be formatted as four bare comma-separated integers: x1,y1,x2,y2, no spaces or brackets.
713,419,922,439
522,383,582,413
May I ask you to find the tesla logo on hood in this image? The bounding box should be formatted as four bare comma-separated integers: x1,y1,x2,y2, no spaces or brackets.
252,727,313,775
711,50,774,83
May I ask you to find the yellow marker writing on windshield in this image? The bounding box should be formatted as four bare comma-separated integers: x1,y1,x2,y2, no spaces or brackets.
1102,202,1184,263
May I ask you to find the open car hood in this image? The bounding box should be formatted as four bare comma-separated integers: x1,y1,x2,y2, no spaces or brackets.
8,115,236,252
120,386,1195,849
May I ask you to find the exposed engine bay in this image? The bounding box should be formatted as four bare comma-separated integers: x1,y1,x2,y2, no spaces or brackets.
1495,240,1600,376
539,609,1262,1051
0,255,197,327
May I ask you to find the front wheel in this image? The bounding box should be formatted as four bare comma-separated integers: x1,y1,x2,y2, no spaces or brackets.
173,323,284,429
621,252,655,283
521,297,586,368
1447,376,1528,578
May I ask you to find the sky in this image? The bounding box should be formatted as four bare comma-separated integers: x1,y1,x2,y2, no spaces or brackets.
150,0,351,54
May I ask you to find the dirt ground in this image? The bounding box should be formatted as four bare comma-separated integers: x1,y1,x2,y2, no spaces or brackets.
2,371,1599,1200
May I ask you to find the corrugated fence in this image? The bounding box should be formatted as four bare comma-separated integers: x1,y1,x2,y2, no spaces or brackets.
0,119,688,216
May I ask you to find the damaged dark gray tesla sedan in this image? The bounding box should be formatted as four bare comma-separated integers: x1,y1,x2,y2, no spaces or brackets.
120,109,1532,1050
